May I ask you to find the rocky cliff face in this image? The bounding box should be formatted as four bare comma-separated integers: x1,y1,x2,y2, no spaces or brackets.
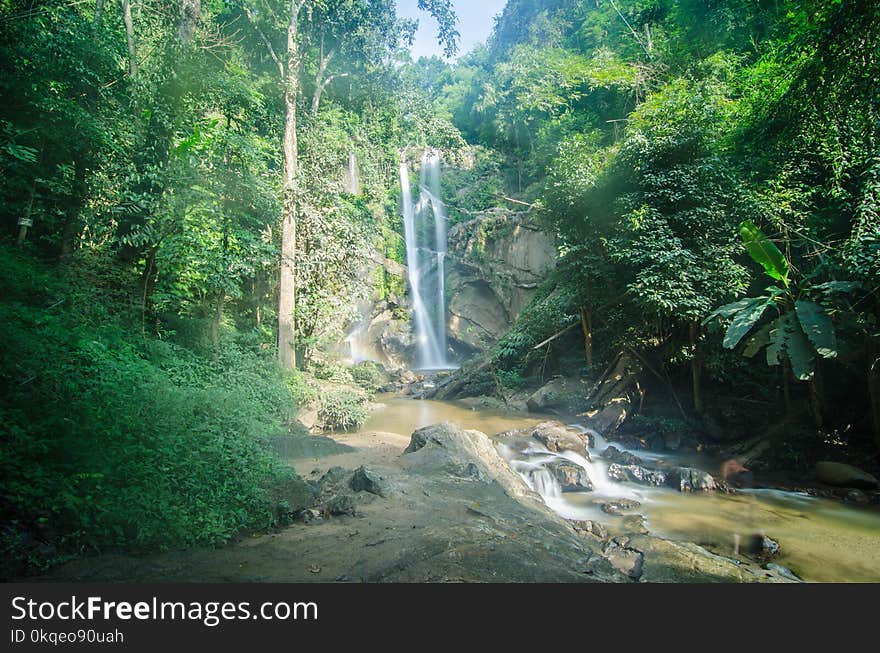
446,209,556,354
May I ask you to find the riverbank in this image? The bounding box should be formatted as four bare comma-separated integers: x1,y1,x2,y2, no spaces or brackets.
39,398,869,583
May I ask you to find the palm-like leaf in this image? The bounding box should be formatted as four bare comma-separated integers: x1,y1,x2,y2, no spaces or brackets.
739,220,789,286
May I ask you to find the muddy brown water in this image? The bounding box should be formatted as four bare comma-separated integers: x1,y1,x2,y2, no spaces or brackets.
325,397,880,583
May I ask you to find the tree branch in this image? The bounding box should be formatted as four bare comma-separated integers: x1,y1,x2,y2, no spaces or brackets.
244,6,283,76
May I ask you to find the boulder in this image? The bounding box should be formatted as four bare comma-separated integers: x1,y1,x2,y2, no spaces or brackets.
582,397,632,435
350,466,390,498
599,499,642,516
669,467,718,493
530,422,590,459
318,466,352,491
526,377,590,413
545,461,593,492
607,463,668,487
603,540,644,580
570,520,609,539
324,494,357,516
746,535,780,560
815,461,879,489
602,446,648,467
844,489,869,504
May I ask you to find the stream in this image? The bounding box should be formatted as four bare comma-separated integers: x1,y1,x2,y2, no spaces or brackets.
344,396,880,583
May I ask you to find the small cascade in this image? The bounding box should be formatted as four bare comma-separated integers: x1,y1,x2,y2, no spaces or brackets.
400,149,456,370
344,151,360,195
498,425,645,520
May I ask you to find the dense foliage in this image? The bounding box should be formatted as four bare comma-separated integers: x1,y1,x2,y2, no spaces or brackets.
1,0,878,575
0,0,458,575
434,0,879,451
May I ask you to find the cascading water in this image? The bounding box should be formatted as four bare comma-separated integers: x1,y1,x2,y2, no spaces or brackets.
344,151,360,195
499,425,644,520
400,149,456,370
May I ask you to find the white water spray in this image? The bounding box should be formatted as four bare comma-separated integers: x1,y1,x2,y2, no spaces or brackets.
400,150,455,370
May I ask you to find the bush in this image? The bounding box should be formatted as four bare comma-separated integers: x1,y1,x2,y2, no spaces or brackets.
285,369,319,408
0,246,298,577
349,361,386,392
318,389,370,432
311,360,354,385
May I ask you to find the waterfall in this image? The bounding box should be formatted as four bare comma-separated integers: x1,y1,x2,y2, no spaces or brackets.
422,151,449,362
400,149,455,370
344,151,360,195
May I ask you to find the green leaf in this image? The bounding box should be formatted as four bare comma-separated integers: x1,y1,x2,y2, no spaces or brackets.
766,313,816,380
704,296,768,324
795,301,837,359
739,220,789,286
743,323,772,358
786,319,816,381
766,315,787,367
811,281,861,295
722,297,771,349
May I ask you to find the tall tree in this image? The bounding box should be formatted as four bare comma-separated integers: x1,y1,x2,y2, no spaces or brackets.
245,0,457,369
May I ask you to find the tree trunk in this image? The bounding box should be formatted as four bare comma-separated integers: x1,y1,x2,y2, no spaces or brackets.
311,44,334,116
579,305,593,368
177,0,200,45
690,321,703,414
121,0,137,76
277,1,304,370
94,0,104,25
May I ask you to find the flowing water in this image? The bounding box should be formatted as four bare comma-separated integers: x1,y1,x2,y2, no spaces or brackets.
400,150,454,370
354,397,880,582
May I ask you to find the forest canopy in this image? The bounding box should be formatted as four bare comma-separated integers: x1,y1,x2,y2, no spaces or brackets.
1,0,878,577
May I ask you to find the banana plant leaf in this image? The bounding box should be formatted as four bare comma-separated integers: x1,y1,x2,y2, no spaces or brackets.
795,300,837,359
722,297,772,349
739,220,790,286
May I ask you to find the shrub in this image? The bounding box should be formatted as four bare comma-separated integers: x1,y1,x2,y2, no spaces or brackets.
285,369,319,408
311,360,354,385
0,246,298,577
349,361,386,392
318,389,370,432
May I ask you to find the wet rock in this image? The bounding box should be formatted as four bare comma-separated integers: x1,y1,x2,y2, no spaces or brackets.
603,541,644,580
526,378,588,413
530,422,590,459
570,520,608,539
750,535,780,559
598,499,642,516
545,461,593,492
583,397,631,436
815,461,879,489
601,446,647,467
608,463,667,487
621,514,649,535
764,563,800,582
669,467,718,493
350,466,390,498
844,489,869,504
